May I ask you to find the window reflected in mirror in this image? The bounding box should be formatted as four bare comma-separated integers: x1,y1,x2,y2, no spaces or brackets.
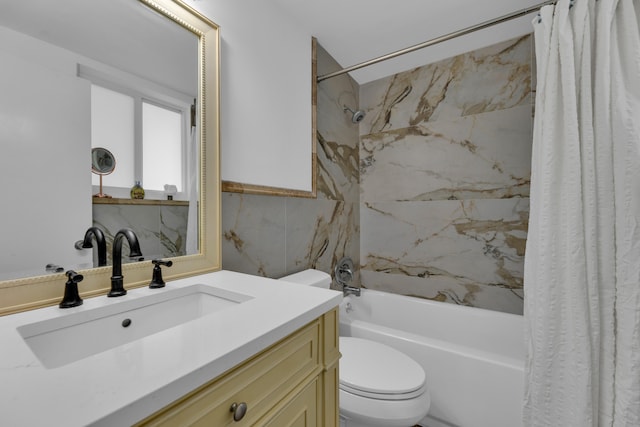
89,80,190,200
142,101,184,194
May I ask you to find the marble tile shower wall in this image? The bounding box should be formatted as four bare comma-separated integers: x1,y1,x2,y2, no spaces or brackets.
93,204,189,264
221,44,360,285
359,36,533,314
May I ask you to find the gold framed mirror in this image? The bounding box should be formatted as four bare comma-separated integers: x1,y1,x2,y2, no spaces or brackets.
0,0,220,315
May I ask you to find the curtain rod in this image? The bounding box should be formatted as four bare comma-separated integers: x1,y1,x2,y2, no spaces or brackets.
317,0,557,82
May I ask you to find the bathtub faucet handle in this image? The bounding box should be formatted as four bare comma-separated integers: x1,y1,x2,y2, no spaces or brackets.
335,257,354,285
338,266,353,281
334,257,360,296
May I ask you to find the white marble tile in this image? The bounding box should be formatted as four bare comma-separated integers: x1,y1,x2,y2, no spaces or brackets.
160,205,189,257
360,35,532,135
221,193,360,287
285,198,359,288
317,44,360,202
360,105,532,201
92,204,163,264
360,199,528,314
360,270,524,315
317,133,360,202
221,193,287,277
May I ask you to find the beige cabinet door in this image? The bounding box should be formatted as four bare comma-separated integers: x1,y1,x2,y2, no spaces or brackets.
261,379,319,427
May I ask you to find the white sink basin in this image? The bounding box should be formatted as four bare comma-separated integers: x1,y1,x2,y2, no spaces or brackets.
17,284,253,369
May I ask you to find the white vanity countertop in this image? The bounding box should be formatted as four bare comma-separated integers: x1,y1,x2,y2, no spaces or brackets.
0,270,342,426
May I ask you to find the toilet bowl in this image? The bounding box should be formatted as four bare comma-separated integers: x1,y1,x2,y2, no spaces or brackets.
279,270,430,427
339,337,430,427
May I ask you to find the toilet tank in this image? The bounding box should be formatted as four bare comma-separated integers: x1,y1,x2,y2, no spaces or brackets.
278,269,331,289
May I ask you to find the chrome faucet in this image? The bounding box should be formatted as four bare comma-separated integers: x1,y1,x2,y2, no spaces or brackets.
343,285,361,297
338,265,353,283
80,227,107,267
109,228,143,297
334,257,361,297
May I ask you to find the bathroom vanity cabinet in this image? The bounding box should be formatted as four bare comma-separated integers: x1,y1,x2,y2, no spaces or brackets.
136,307,339,426
0,271,342,426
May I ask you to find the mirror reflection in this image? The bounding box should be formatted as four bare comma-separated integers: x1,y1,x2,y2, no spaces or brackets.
91,148,116,176
0,0,200,281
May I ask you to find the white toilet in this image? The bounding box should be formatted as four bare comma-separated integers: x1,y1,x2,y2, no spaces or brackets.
279,269,430,427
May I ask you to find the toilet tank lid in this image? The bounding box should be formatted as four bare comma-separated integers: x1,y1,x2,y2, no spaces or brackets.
339,337,426,396
278,269,331,288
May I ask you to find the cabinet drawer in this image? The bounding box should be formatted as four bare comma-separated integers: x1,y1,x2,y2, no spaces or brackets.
260,379,319,427
138,319,321,426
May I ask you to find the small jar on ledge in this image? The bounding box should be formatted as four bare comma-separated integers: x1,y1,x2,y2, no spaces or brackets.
130,181,145,199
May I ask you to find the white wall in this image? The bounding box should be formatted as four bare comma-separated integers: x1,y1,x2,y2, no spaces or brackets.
0,27,93,278
190,0,313,192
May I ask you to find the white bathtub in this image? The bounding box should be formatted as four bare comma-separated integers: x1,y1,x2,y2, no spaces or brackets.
339,289,524,427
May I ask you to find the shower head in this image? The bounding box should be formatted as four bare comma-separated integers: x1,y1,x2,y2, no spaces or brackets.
343,106,365,123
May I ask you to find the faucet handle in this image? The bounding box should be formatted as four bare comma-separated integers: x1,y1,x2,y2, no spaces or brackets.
59,270,84,308
66,270,84,283
334,257,355,287
149,259,173,288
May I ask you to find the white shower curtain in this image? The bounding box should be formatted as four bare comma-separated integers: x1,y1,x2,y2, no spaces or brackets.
524,0,640,426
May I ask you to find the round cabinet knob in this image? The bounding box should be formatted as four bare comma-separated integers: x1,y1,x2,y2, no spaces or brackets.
230,402,248,422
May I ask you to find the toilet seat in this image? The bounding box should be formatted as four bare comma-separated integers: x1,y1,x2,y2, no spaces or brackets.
339,337,427,401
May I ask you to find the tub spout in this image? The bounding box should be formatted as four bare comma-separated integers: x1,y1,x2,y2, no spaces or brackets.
343,285,361,297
